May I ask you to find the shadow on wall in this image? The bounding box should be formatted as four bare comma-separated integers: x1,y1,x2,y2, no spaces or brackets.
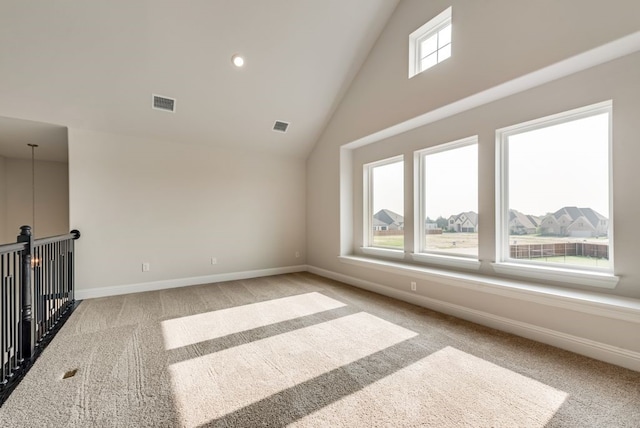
0,116,69,243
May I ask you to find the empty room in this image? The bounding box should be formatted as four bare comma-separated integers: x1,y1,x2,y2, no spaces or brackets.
1,1,639,426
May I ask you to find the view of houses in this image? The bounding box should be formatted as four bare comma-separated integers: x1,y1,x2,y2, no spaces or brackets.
510,207,608,238
373,206,609,238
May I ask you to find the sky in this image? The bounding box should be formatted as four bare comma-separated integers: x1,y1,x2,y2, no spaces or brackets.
508,112,609,217
424,144,477,219
371,111,610,220
372,161,404,215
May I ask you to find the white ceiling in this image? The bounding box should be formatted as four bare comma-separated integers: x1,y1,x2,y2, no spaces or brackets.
0,0,399,158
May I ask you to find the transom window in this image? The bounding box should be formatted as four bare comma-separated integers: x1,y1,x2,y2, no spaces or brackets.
409,7,452,78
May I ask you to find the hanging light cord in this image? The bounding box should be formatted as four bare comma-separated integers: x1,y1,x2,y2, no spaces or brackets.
28,143,38,234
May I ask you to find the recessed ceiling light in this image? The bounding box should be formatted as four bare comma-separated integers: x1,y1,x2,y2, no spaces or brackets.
231,54,244,67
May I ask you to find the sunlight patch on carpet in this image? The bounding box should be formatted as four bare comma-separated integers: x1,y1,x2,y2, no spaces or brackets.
160,292,346,350
168,312,418,427
292,346,568,427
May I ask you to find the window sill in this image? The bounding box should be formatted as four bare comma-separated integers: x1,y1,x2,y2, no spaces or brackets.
361,247,405,260
338,255,639,324
492,262,619,289
411,252,481,271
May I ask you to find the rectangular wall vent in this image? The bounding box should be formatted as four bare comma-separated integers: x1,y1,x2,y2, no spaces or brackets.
273,121,289,133
152,94,176,112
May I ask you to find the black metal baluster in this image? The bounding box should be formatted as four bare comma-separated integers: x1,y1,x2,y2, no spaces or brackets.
57,242,62,318
18,226,33,362
32,246,37,343
1,255,6,383
35,246,42,343
43,244,48,336
10,252,15,376
49,243,54,331
51,242,60,325
61,241,67,310
47,243,53,333
32,247,37,343
9,253,19,377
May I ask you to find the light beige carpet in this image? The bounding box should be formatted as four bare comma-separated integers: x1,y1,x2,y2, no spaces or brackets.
0,272,638,427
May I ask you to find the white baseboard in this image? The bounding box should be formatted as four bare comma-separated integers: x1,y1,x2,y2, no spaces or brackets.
74,263,640,372
75,265,308,300
307,265,640,372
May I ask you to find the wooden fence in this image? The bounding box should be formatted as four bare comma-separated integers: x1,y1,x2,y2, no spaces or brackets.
510,242,608,259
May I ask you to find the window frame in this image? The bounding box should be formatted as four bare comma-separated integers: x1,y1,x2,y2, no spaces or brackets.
412,136,481,270
362,155,405,259
409,6,452,78
494,101,618,288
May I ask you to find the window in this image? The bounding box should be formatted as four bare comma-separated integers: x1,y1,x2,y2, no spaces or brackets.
363,156,404,252
409,7,452,78
496,101,614,283
415,137,478,261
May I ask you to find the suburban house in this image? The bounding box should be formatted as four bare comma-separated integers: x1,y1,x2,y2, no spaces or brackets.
509,209,540,235
373,209,404,231
425,221,441,234
1,1,640,425
539,206,609,237
372,217,391,231
447,211,478,233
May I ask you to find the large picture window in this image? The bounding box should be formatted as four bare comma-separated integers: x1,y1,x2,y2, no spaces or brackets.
415,137,478,264
363,156,404,252
496,101,613,284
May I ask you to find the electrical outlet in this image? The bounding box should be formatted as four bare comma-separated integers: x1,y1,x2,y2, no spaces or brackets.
295,251,300,258
410,281,417,291
211,257,217,265
142,262,150,272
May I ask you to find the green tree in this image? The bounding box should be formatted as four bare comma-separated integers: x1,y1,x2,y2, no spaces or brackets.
436,216,448,229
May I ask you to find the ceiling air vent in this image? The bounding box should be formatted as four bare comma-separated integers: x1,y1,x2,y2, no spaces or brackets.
273,121,289,133
152,94,176,113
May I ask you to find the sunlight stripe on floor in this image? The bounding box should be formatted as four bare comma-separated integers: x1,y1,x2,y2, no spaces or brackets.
168,312,418,427
292,346,568,427
161,292,346,350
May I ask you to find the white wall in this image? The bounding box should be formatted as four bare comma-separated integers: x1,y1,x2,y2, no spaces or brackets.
2,158,68,240
69,128,306,293
349,53,640,298
307,0,640,368
320,0,640,145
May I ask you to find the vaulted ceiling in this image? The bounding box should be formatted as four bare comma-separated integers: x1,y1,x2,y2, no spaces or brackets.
0,1,399,159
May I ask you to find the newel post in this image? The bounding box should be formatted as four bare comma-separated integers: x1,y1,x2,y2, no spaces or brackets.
17,225,35,361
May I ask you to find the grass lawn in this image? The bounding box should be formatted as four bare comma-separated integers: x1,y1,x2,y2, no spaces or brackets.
373,235,404,249
536,255,611,268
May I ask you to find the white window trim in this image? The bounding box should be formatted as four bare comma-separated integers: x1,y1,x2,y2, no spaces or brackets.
492,262,618,289
410,252,481,270
413,136,479,268
363,155,404,251
361,246,406,260
409,6,452,78
495,100,618,288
